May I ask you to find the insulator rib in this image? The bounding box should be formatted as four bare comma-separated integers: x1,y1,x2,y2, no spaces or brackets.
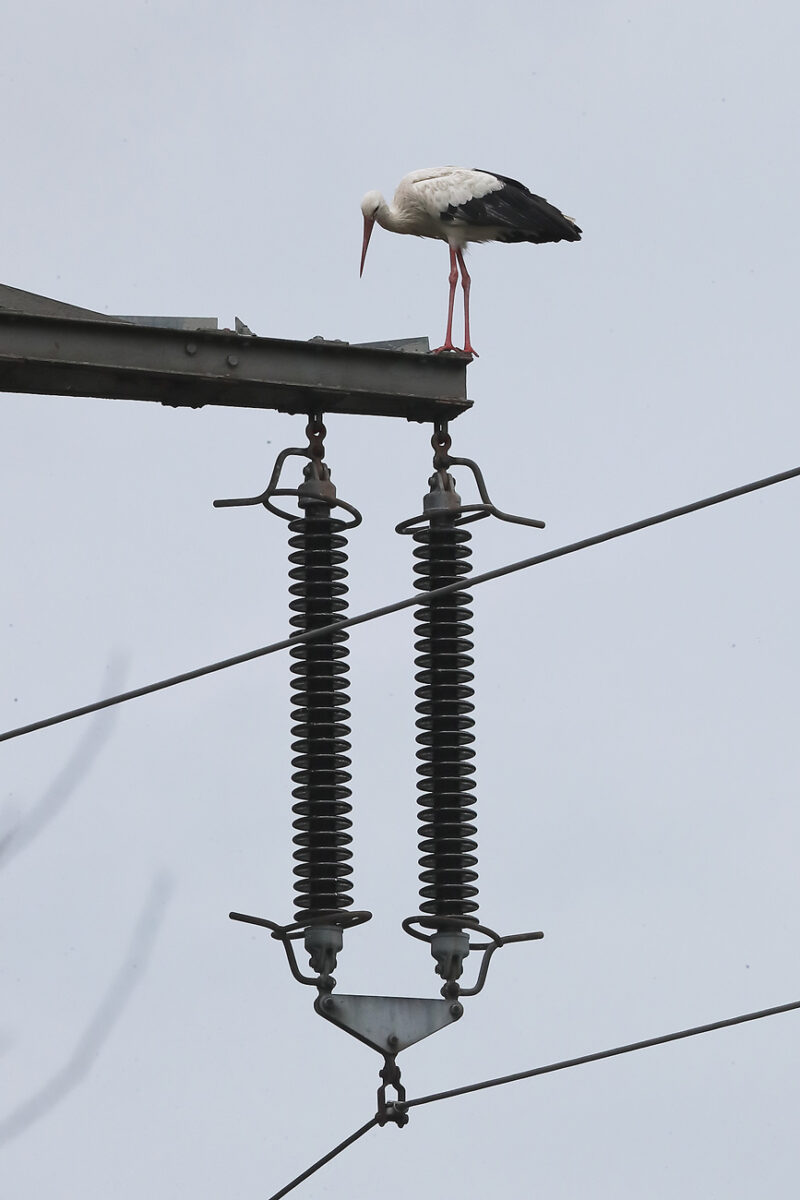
289,510,353,921
412,519,479,919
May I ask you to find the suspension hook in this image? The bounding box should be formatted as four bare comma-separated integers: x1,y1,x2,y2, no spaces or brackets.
305,413,327,472
431,420,452,470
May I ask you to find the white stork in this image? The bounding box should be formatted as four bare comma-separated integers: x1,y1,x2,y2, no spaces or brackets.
359,166,581,356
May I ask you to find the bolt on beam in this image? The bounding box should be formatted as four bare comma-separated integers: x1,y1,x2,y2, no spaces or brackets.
0,286,471,423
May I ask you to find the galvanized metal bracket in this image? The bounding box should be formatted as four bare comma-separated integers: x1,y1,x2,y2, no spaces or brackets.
315,993,462,1056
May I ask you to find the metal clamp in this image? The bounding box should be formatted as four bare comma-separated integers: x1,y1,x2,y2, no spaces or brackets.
376,1055,409,1127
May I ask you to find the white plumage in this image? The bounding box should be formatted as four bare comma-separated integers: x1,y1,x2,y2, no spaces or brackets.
360,166,581,356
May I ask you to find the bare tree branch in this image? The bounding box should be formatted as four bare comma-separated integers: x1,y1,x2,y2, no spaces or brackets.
0,872,172,1145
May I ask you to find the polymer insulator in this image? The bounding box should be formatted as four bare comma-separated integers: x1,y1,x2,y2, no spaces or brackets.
412,513,479,920
289,504,354,923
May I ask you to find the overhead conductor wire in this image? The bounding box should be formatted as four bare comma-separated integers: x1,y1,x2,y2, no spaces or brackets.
401,998,800,1110
6,465,796,1200
2,463,799,745
265,1116,379,1200
263,999,800,1200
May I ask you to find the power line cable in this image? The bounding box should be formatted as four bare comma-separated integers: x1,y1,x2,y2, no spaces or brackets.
266,1116,379,1200
263,998,800,1199
2,462,799,746
402,998,800,1110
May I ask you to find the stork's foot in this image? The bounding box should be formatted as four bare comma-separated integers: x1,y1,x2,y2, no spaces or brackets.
432,343,477,357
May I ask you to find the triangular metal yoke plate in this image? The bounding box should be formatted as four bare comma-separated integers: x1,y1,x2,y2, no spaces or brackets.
316,994,460,1054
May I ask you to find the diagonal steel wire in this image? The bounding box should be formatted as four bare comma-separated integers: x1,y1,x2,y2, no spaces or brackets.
402,998,800,1110
260,999,800,1198
266,1116,380,1200
2,463,799,745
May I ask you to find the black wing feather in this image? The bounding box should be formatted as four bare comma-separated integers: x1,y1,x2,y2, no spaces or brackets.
440,168,581,243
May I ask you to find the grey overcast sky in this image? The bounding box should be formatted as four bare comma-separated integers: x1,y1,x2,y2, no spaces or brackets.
2,1,799,1196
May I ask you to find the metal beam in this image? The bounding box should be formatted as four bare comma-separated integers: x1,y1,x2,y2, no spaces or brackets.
0,283,219,332
0,295,471,422
0,281,130,323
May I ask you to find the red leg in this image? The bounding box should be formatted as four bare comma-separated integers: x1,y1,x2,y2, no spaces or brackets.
456,248,478,357
433,246,459,353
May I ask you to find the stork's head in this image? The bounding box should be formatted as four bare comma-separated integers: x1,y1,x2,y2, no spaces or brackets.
359,190,383,277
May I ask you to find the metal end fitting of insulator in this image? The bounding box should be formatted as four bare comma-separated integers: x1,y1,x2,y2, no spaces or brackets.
423,471,461,515
430,929,471,984
304,925,344,982
297,463,337,508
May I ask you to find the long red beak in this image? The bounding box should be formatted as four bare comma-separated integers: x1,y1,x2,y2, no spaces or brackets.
360,216,374,277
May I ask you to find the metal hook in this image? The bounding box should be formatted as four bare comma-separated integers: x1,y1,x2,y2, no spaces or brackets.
431,420,452,470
